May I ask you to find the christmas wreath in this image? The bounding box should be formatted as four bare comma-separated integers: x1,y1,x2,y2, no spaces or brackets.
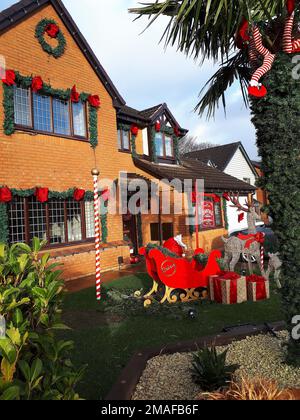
35,19,66,58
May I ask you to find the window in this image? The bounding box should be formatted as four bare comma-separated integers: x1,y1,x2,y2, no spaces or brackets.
8,197,95,246
192,195,224,231
72,102,87,137
150,223,174,241
33,93,52,132
154,131,174,159
118,129,130,151
154,133,164,157
14,89,87,139
243,178,251,184
14,87,32,127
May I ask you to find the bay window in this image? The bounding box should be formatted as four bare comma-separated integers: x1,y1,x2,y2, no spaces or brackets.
8,196,95,246
192,195,223,230
14,88,87,139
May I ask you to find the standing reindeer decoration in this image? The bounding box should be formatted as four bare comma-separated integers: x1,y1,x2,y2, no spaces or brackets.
222,193,265,274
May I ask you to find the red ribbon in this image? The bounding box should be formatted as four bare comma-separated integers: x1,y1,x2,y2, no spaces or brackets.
237,232,265,249
247,275,267,301
31,76,43,93
73,189,85,202
35,188,49,203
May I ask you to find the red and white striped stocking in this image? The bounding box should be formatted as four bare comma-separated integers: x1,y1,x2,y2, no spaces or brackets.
283,10,300,54
248,26,275,97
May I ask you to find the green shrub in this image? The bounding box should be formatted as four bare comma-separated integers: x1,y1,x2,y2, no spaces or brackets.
0,239,85,400
191,347,239,392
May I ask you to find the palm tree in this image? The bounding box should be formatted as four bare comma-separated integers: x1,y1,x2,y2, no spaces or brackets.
129,0,300,365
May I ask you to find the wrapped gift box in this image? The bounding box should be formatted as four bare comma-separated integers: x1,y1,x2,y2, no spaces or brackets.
209,272,247,305
247,275,270,302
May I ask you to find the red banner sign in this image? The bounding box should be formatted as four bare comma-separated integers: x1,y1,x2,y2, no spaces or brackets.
202,201,215,228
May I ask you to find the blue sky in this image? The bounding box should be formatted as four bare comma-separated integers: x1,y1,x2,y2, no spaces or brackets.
1,0,258,158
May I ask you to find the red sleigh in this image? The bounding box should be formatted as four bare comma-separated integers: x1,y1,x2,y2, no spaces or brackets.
139,247,222,304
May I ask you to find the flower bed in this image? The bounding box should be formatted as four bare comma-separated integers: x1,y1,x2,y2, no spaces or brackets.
132,332,300,400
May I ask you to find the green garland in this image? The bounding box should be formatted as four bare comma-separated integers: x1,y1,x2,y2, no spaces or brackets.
35,19,66,59
100,200,109,244
89,104,98,149
222,196,229,230
2,72,99,149
0,203,9,244
0,188,109,245
137,212,143,248
3,84,14,135
118,123,137,158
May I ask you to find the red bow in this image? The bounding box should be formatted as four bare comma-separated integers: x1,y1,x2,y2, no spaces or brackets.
220,271,241,281
238,213,245,223
223,192,231,202
31,76,43,93
71,85,80,103
0,187,12,203
35,188,49,203
174,126,180,137
213,194,221,203
2,69,16,86
73,189,85,202
45,23,59,38
237,232,265,249
130,125,139,136
101,188,110,202
155,121,161,132
88,95,101,108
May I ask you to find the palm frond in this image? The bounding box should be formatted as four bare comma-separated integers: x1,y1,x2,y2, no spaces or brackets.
195,51,251,119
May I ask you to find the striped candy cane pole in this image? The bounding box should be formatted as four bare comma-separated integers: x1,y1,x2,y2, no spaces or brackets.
92,168,101,301
261,233,265,272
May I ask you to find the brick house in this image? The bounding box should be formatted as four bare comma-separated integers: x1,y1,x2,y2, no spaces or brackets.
0,0,255,282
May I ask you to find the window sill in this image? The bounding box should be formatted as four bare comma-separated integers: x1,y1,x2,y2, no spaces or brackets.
118,149,132,154
15,126,89,143
40,240,130,258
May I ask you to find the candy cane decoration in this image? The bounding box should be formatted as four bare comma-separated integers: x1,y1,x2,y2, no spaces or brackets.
260,233,265,272
92,168,101,301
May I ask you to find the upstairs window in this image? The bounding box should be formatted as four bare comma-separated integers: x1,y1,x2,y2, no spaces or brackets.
118,129,130,151
14,88,87,139
154,132,174,159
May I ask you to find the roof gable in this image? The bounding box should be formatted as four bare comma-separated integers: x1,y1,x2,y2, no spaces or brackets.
0,0,125,107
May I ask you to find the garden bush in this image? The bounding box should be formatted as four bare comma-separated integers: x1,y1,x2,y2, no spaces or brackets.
0,239,85,400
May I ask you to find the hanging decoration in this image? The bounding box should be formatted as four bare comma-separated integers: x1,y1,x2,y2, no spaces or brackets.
2,71,100,148
35,18,66,59
238,212,245,223
155,121,161,132
130,125,139,158
236,1,300,98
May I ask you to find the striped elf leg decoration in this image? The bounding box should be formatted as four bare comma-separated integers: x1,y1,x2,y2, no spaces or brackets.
283,2,300,54
248,26,275,98
92,168,102,301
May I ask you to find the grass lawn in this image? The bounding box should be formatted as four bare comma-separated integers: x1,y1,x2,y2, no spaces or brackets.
61,272,283,400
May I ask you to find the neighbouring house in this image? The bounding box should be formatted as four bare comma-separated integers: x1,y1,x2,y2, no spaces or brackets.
184,142,260,233
0,0,255,282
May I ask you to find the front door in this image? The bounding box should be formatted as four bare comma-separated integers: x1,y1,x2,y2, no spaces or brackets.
122,213,138,254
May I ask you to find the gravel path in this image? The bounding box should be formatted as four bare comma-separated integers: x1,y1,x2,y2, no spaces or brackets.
132,332,300,400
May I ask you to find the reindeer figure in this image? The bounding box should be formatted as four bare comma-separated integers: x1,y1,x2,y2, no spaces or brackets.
222,193,263,274
266,253,282,289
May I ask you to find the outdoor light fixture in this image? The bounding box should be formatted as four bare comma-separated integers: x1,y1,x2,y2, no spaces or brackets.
241,269,247,277
0,315,6,339
188,309,197,320
118,256,124,270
